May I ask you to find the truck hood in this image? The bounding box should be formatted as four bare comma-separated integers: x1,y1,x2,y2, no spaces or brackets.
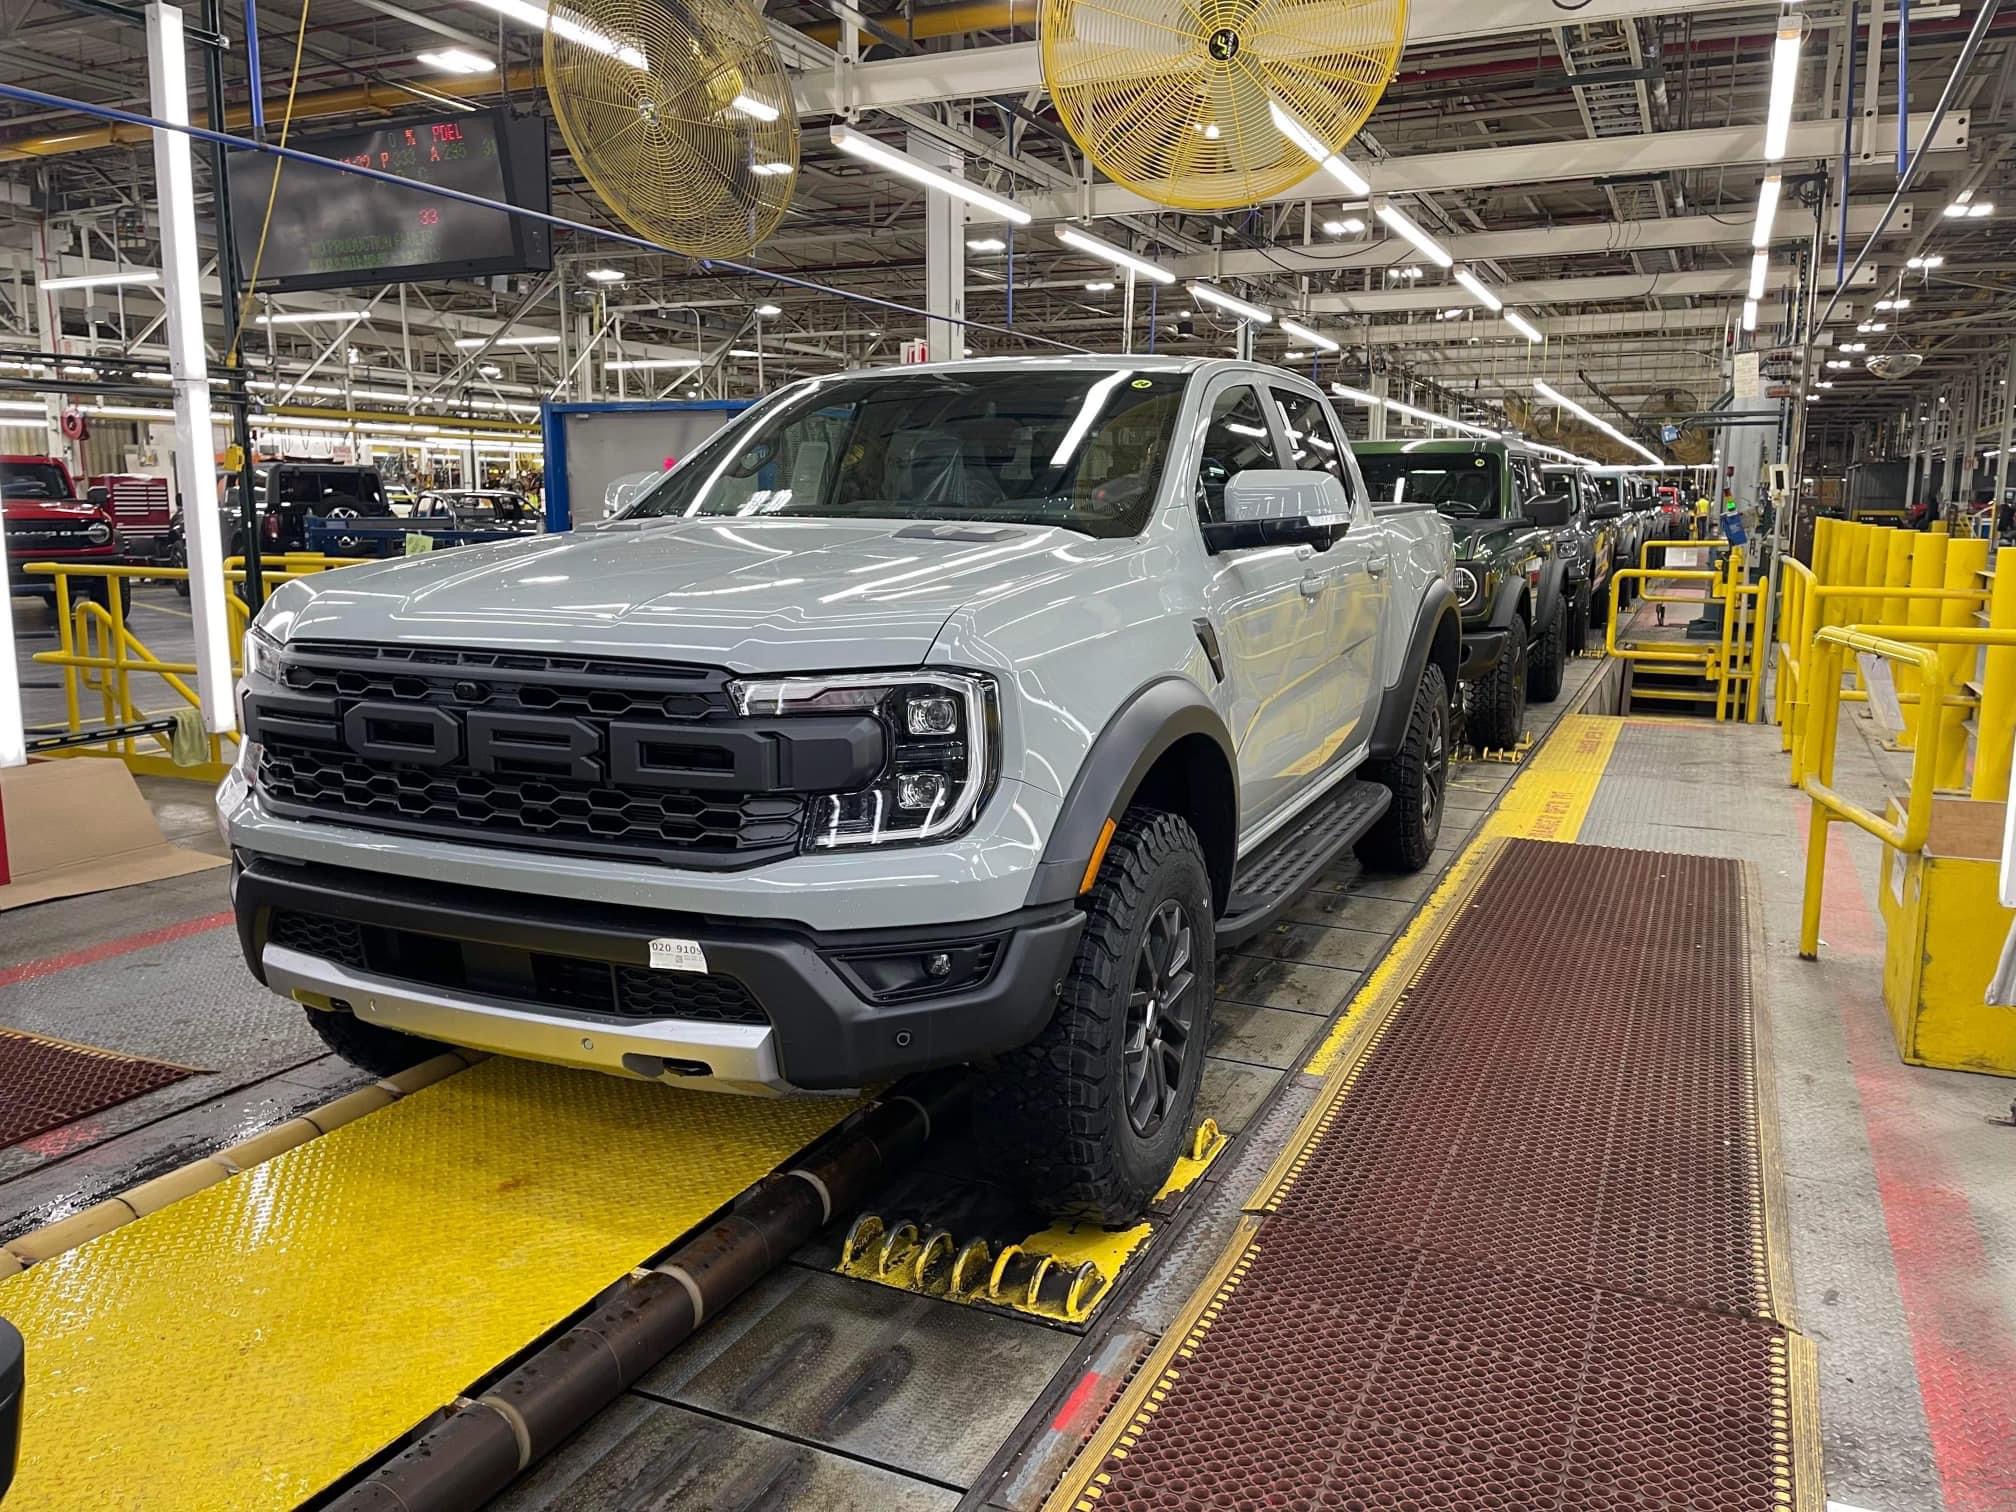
1444,516,1535,556
3,498,99,522
275,515,1104,673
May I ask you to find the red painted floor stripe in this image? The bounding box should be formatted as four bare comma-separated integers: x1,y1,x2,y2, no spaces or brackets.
1818,818,2016,1512
0,911,233,990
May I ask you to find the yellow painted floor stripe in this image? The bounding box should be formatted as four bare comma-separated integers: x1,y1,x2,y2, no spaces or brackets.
1304,714,1624,1076
0,1058,856,1512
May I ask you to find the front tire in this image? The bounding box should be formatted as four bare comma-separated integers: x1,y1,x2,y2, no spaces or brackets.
1527,602,1566,703
1467,611,1527,750
1358,662,1448,874
979,810,1214,1225
302,1005,441,1077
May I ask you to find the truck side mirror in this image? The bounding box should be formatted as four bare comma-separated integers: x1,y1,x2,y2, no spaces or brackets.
1,1317,21,1500
86,486,110,508
1526,490,1574,528
1203,469,1352,553
1592,500,1624,521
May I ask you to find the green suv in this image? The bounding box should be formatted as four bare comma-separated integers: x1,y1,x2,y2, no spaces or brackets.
1356,437,1582,747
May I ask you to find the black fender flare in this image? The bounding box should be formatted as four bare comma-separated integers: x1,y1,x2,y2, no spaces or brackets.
1027,678,1237,909
1533,553,1573,632
1368,581,1460,761
1488,569,1534,635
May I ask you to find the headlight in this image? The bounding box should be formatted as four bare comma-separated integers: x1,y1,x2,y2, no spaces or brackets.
243,623,284,685
730,671,999,850
1454,565,1482,608
85,522,112,545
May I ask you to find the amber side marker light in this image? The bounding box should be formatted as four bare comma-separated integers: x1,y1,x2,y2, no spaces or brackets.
1079,818,1118,895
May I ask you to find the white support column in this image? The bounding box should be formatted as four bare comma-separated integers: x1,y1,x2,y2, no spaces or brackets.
1368,371,1389,442
147,1,234,735
911,131,965,363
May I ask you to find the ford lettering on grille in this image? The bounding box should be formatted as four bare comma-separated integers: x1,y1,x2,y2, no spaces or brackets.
244,646,887,867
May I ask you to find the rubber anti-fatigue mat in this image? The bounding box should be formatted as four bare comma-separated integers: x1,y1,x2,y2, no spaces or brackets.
0,1055,858,1512
1057,839,1820,1512
0,1027,195,1148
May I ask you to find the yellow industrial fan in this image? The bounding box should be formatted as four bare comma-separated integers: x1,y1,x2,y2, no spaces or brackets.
1040,0,1407,211
543,0,798,258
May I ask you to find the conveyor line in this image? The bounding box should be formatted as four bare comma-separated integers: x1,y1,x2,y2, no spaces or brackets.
0,1058,858,1511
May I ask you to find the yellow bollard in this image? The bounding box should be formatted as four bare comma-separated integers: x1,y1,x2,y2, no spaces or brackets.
1898,531,1949,748
1881,531,1915,630
1935,538,1990,789
1974,563,2016,801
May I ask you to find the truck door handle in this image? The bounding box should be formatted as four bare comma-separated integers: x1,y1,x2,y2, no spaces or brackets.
1299,571,1330,598
1367,558,1388,577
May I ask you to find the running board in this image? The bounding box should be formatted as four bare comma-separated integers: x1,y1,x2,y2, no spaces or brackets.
1218,778,1391,948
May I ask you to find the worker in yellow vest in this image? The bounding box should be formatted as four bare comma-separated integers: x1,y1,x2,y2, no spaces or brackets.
1693,492,1715,539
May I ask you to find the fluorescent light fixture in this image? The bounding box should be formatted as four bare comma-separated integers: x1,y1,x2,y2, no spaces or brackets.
1503,309,1545,344
1534,379,1661,464
1907,254,1945,269
728,348,761,359
1858,321,1887,333
455,333,561,348
1084,281,1115,292
460,0,645,67
1875,296,1910,310
1387,397,1495,437
584,267,625,283
1188,282,1272,324
1330,383,1378,407
1752,173,1782,249
1816,380,1833,389
1764,21,1802,162
88,404,177,421
256,309,367,325
1452,268,1503,312
605,357,702,371
829,124,1031,225
1277,318,1340,353
39,269,162,291
730,93,779,123
1267,100,1372,197
1967,202,1993,217
1742,299,1757,330
755,303,782,317
1747,250,1770,302
1054,226,1177,286
416,47,493,74
1321,217,1365,236
967,237,1006,252
1375,204,1454,268
749,161,792,177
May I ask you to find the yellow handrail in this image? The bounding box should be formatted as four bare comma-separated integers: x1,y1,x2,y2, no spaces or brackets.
21,555,352,778
1798,623,2016,959
1606,545,1765,721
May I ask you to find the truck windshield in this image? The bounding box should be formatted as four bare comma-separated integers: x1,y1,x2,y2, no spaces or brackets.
1355,452,1502,517
624,369,1188,539
0,461,74,500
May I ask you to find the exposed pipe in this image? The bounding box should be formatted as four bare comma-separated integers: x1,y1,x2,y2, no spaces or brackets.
1815,0,2001,338
802,0,1037,49
321,1074,964,1512
1838,0,1857,284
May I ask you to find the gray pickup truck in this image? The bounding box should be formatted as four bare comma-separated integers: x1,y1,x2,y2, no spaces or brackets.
221,357,1460,1220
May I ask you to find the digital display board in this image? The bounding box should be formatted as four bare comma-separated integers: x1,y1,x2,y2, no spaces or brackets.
229,109,552,292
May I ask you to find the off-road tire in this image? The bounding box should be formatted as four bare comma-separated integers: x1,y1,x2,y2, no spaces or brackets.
978,810,1214,1225
1357,662,1449,874
1527,600,1566,703
301,1005,441,1077
1467,610,1527,750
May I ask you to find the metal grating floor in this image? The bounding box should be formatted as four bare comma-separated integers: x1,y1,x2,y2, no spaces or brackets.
1056,839,1819,1512
0,1029,195,1149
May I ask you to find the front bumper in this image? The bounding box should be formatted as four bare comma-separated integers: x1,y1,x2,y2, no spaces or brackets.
8,550,120,595
1457,625,1510,682
233,856,1083,1094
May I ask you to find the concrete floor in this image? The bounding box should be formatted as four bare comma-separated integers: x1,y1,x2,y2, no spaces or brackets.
5,588,2014,1511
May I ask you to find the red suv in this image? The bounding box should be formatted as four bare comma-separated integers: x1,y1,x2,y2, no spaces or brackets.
2,454,122,605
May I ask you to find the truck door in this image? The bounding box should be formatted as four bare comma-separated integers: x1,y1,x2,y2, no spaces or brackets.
1271,385,1385,776
1194,378,1335,832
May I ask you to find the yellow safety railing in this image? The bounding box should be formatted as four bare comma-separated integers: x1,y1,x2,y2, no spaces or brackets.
23,556,352,782
1798,623,2016,959
1772,518,1996,789
1606,541,1768,721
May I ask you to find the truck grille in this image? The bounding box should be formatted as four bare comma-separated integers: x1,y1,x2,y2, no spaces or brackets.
249,643,820,867
268,908,768,1026
6,519,104,549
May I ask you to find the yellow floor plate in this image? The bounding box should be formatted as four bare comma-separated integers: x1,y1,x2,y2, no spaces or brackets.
0,1058,855,1512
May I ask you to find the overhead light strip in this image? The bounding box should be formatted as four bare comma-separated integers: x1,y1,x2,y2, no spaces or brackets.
830,124,1031,225
1054,226,1176,285
1534,379,1662,464
1277,317,1340,353
1189,281,1273,324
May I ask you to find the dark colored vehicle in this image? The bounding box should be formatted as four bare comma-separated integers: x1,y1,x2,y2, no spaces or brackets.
170,461,392,592
1542,464,1626,645
1,455,121,606
411,489,541,530
1,1315,19,1501
1356,437,1581,748
304,487,544,557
